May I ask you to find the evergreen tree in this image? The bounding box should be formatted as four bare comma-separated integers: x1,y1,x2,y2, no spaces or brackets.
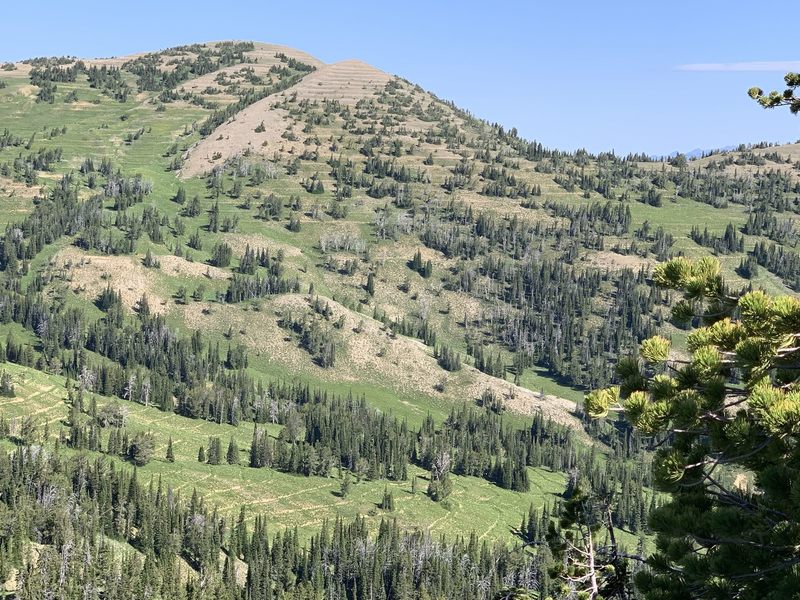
380,487,395,511
207,436,222,465
749,72,800,114
587,256,800,598
166,436,175,462
0,371,14,397
226,436,240,465
127,431,155,466
340,473,352,498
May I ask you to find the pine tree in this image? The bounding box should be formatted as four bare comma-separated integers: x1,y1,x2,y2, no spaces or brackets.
226,437,240,465
143,248,160,268
127,431,155,466
207,436,222,465
587,256,800,598
749,72,800,114
166,436,175,462
380,487,395,511
340,473,352,498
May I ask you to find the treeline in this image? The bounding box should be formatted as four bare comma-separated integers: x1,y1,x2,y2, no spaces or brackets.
27,59,130,103
689,223,744,254
673,168,799,212
0,145,63,184
752,241,800,290
122,42,255,92
0,445,541,599
743,209,797,246
417,200,663,389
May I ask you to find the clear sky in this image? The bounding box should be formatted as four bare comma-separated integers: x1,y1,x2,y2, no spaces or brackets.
2,1,798,155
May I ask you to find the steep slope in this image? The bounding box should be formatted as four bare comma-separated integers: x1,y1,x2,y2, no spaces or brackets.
2,40,797,412
180,101,295,177
180,59,395,177
286,59,393,103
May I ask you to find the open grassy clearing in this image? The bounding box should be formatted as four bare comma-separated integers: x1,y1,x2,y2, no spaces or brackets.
0,361,576,545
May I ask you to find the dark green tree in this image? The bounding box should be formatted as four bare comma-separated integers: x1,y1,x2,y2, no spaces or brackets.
380,487,395,511
127,431,155,466
226,436,240,465
165,436,175,462
340,473,352,498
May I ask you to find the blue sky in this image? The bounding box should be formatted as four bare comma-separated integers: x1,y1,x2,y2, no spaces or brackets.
2,1,798,155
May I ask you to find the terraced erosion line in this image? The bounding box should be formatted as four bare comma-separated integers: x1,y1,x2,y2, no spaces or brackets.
243,482,335,507
284,60,393,104
180,60,394,178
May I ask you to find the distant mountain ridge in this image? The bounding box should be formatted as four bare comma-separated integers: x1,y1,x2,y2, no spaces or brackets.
653,139,797,161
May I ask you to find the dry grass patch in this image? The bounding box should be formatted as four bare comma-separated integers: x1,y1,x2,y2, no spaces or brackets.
462,373,582,430
0,177,41,201
178,292,583,427
181,59,394,177
180,104,297,178
55,247,168,314
283,60,392,105
182,296,313,373
582,250,652,272
244,43,324,67
159,255,229,280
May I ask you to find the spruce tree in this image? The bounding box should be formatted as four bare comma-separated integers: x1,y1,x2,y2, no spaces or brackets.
380,487,395,511
226,436,240,465
340,473,352,498
166,436,175,462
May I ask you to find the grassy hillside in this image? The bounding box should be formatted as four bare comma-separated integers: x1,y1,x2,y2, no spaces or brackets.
0,41,792,594
0,361,570,544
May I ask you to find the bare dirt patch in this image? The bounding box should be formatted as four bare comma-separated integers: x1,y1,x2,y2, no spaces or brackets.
582,250,651,272
283,60,392,105
159,255,229,280
55,247,168,314
180,104,296,178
